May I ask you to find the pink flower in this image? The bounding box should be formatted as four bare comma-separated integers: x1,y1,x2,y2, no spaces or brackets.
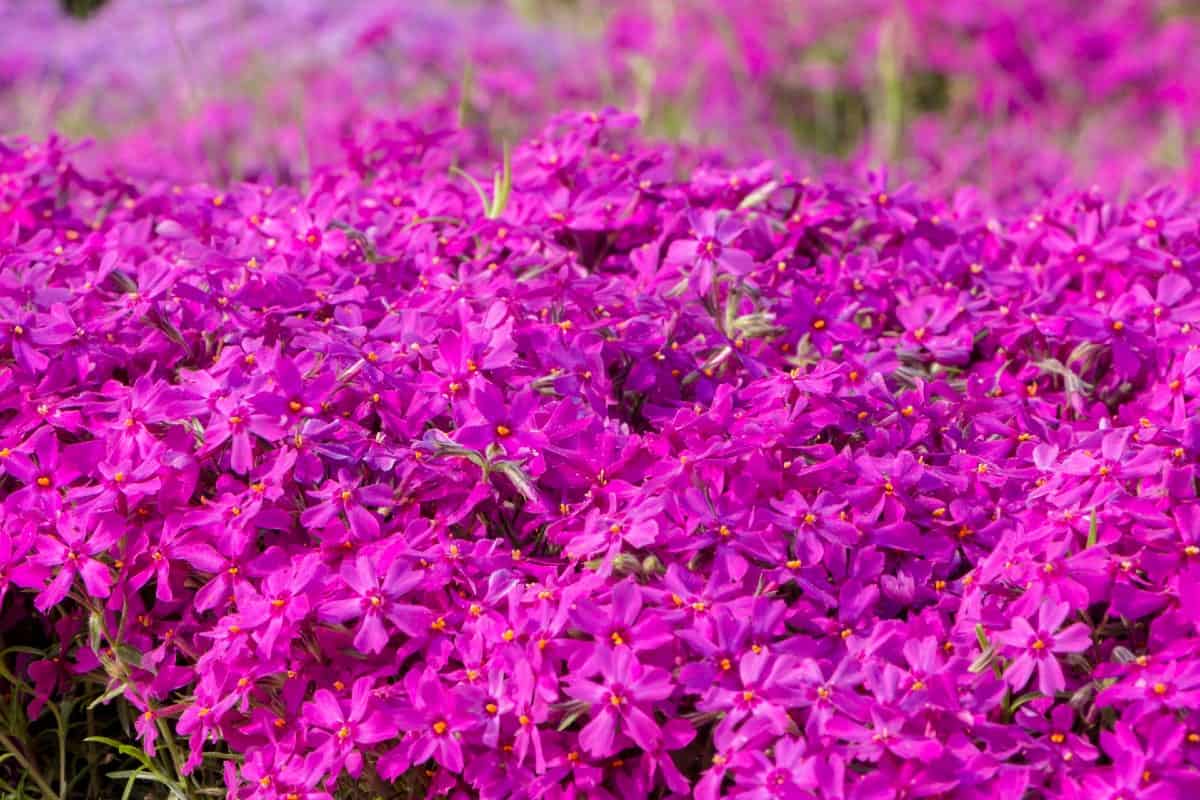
995,600,1093,695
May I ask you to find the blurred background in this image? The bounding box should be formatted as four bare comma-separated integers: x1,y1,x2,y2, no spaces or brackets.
3,0,1199,200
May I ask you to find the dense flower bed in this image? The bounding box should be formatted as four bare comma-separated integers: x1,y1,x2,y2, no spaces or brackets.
5,1,1200,798
2,101,1200,798
5,0,1200,195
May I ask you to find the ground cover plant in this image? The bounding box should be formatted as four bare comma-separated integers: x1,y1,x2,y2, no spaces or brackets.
2,1,1200,799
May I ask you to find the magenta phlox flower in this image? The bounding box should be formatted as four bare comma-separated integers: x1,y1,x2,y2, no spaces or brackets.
567,647,673,758
29,514,118,611
317,552,430,653
376,668,474,777
994,600,1092,695
304,677,396,780
667,210,755,294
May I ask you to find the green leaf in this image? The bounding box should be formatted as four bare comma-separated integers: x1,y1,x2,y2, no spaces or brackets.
450,166,491,218
488,143,513,220
402,215,463,232
974,623,990,651
146,311,188,350
108,269,139,295
736,180,779,211
1008,691,1041,714
105,769,187,800
493,461,538,502
1087,508,1099,548
88,611,104,654
84,737,158,774
557,710,584,732
456,59,475,129
968,646,996,674
87,682,128,710
611,553,641,575
641,555,665,576
116,645,144,669
1111,646,1137,664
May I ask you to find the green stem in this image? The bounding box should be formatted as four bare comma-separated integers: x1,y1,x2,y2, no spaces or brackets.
0,731,63,800
48,703,67,798
157,717,191,797
81,599,191,798
87,706,100,799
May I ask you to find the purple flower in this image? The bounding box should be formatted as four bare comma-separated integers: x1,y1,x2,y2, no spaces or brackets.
377,668,473,777
304,678,395,779
667,210,755,294
994,600,1092,695
317,553,431,653
29,515,118,611
566,648,673,757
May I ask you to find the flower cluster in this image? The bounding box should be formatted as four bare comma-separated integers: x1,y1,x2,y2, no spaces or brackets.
2,98,1200,798
5,0,1200,197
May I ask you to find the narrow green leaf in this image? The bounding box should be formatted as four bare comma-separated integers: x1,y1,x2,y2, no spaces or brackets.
975,623,990,651
1087,508,1099,548
450,166,491,218
1008,691,1042,714
456,59,474,129
557,710,583,732
641,555,664,576
736,180,779,211
88,682,128,710
88,611,104,654
494,461,538,502
85,737,157,773
968,646,996,674
488,143,513,220
1111,646,1136,664
105,770,187,800
612,554,642,574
